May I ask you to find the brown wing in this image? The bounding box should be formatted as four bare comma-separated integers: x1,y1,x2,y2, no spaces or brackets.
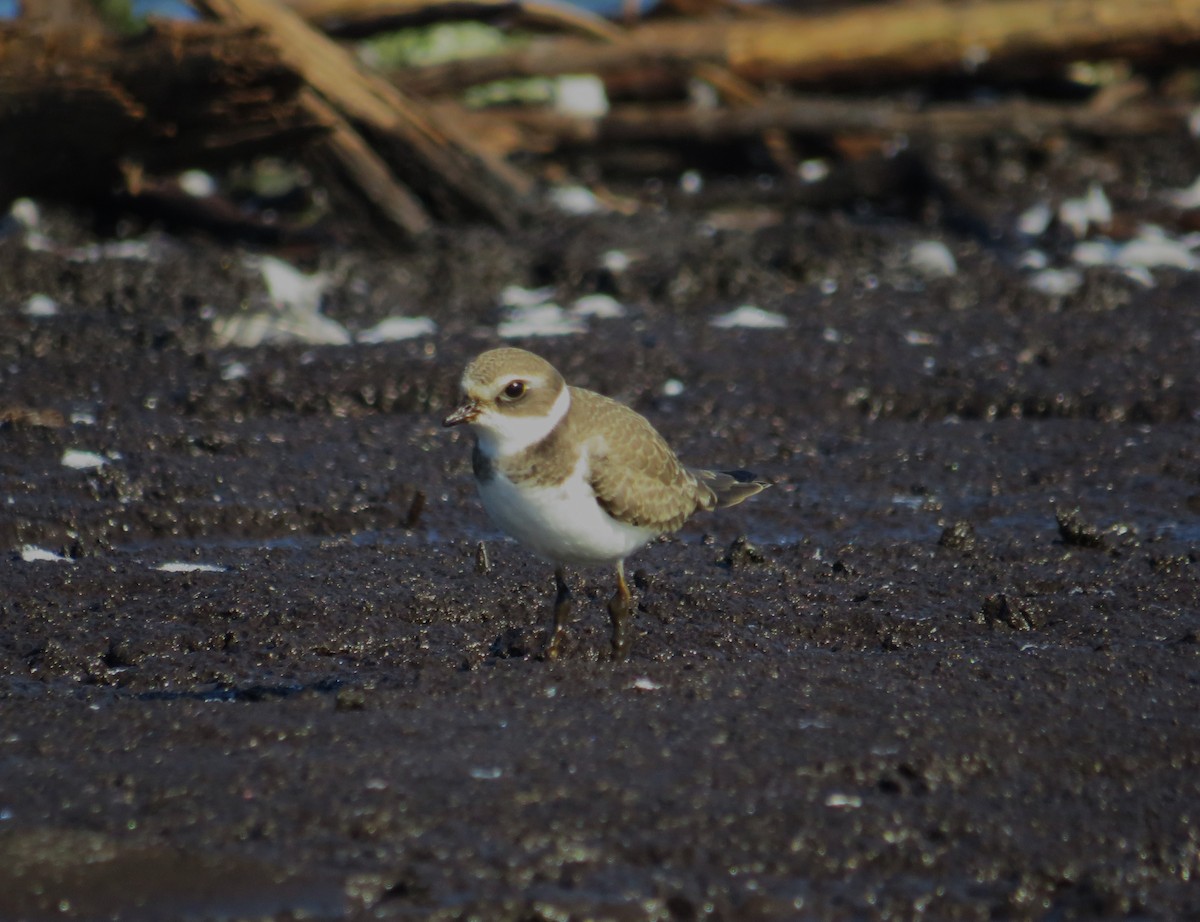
573,388,716,534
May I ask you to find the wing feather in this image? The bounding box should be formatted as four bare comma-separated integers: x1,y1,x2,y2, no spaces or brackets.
573,388,713,534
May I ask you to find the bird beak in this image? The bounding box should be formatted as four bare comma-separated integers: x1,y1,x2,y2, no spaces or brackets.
443,399,480,427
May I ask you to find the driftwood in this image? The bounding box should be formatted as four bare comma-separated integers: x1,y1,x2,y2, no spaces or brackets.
401,0,1200,96
195,0,533,233
281,0,624,40
3,0,1200,237
488,90,1191,152
0,21,322,207
0,0,535,239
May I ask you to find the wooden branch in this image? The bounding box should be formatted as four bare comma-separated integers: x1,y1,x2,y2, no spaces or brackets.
300,88,433,234
604,94,1191,144
401,0,1200,95
478,91,1190,154
197,0,532,228
725,0,1200,83
280,0,624,40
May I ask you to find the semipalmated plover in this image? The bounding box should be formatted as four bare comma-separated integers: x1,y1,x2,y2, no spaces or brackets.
444,347,769,660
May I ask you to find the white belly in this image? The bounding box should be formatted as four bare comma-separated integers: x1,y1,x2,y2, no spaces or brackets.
478,465,656,566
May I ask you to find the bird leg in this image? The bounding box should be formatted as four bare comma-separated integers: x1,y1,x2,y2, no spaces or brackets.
607,560,633,661
544,566,572,660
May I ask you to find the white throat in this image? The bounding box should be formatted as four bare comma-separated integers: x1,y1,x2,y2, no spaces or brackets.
474,385,571,459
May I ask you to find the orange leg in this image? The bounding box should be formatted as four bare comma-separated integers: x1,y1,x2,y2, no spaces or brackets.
607,560,633,661
545,566,572,661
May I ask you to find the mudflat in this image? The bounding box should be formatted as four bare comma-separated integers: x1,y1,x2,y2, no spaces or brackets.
1,190,1198,920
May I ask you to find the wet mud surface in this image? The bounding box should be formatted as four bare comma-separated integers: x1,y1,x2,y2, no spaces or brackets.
2,175,1200,920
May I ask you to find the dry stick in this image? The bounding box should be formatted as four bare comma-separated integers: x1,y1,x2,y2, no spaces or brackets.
723,0,1200,83
404,0,1200,95
292,0,791,168
282,0,624,41
338,0,795,171
197,0,532,233
689,61,799,176
300,89,434,235
604,96,1190,143
489,92,1189,150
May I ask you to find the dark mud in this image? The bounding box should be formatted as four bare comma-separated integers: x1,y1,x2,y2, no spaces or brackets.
2,174,1200,921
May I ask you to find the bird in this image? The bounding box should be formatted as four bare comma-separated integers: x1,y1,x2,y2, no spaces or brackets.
443,347,769,660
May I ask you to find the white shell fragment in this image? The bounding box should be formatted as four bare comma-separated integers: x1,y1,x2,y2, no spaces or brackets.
553,75,609,118
179,170,218,198
1189,107,1200,138
1017,202,1053,237
1073,227,1200,272
357,316,438,343
21,294,59,318
155,562,227,573
497,303,586,339
903,330,938,346
798,159,830,183
1071,241,1115,267
1017,249,1049,270
679,170,703,195
909,240,958,277
825,793,864,808
9,198,40,230
61,449,107,470
600,250,631,273
500,285,556,308
1028,268,1084,296
495,287,623,338
710,305,788,330
20,546,70,563
548,185,605,215
213,311,351,348
569,294,626,319
213,257,351,348
220,361,249,381
1165,175,1200,209
1112,227,1200,271
1058,184,1112,238
259,256,329,314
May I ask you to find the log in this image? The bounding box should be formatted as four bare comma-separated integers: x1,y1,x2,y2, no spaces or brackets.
281,0,624,40
401,0,1200,95
501,92,1190,148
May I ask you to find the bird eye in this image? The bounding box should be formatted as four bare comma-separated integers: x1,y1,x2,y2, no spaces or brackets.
502,380,526,400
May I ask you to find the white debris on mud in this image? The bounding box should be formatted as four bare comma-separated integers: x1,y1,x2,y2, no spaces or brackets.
909,240,958,277
155,562,228,573
213,257,351,348
569,294,626,319
61,449,107,470
496,288,627,338
358,316,438,343
21,294,59,318
19,546,71,563
498,303,587,338
1021,183,1200,293
710,305,788,330
1058,183,1113,238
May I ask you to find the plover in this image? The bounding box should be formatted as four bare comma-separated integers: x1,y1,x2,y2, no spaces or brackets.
444,347,769,660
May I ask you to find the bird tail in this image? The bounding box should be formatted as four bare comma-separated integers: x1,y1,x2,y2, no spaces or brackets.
693,468,771,509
